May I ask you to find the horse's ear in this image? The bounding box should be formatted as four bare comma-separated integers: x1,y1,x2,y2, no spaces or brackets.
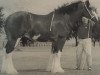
85,0,90,8
77,1,84,8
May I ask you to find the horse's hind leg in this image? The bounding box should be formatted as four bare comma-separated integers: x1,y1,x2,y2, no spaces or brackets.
15,38,21,47
1,38,18,74
47,37,66,73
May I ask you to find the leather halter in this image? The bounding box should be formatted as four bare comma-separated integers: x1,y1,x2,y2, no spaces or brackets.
83,2,95,19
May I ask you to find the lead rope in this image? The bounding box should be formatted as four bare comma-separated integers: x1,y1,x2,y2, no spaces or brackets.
88,20,91,38
50,11,55,31
87,20,92,75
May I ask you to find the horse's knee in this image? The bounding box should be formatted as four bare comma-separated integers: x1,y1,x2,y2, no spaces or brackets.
5,40,16,54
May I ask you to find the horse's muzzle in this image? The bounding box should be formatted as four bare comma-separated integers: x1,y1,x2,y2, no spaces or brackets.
91,17,98,23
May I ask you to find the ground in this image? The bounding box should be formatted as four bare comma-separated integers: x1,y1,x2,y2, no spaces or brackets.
0,39,100,75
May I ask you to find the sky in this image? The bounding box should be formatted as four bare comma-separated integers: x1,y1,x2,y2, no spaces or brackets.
0,0,100,17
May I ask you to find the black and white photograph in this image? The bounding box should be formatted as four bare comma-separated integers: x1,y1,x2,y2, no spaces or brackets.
0,0,100,75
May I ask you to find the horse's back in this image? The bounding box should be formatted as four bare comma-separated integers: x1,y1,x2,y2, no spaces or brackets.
5,11,29,25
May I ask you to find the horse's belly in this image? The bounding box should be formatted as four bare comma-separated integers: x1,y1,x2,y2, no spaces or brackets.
33,33,51,42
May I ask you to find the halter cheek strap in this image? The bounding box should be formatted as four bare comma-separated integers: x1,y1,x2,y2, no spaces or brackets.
83,2,94,19
50,11,55,31
84,2,98,21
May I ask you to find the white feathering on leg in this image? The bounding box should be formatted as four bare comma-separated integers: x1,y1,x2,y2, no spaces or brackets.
1,48,6,73
6,52,18,74
0,29,17,74
51,51,64,73
1,48,18,74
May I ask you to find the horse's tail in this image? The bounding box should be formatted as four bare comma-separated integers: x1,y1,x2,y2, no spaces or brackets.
0,28,7,48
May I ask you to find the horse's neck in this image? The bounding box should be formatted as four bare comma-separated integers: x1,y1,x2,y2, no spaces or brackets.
69,11,82,24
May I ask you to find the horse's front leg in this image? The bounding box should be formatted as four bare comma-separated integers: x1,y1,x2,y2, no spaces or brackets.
1,37,20,74
47,37,66,73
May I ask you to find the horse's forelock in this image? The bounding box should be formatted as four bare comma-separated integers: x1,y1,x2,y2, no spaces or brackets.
85,0,90,7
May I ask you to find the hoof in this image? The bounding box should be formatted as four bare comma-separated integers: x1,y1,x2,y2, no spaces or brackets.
6,70,18,74
1,69,18,74
7,68,18,74
51,68,64,73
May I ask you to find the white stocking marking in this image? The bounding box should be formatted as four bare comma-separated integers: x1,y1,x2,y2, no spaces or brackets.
47,51,64,73
1,48,18,74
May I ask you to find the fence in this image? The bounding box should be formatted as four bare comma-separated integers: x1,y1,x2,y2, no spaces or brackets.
19,41,52,47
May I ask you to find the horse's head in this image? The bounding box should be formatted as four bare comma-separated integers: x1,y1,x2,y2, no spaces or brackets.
78,0,98,22
55,1,98,23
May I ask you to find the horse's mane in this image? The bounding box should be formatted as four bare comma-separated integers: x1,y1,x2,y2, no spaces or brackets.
55,1,82,14
55,0,94,15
